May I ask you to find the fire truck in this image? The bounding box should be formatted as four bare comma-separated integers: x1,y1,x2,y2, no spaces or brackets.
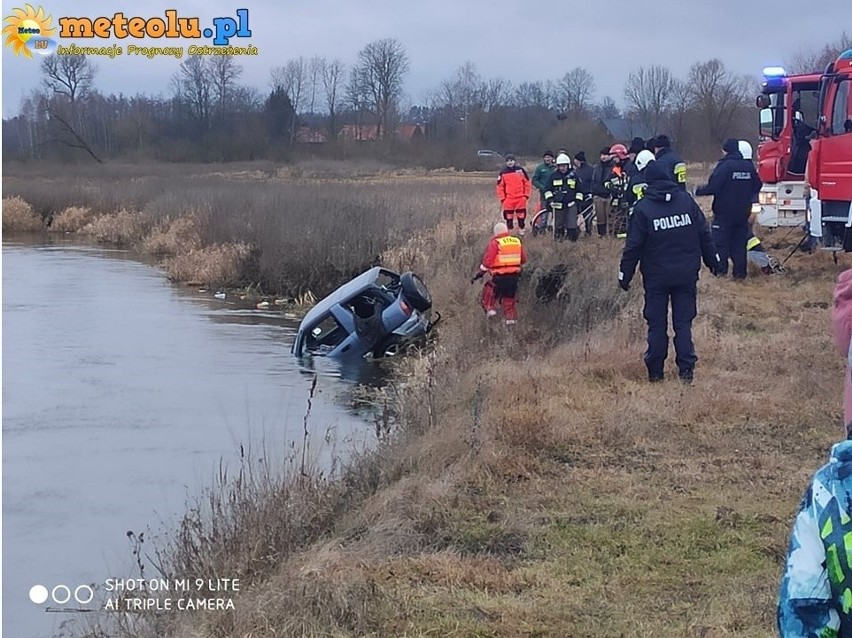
807,49,852,250
754,67,822,228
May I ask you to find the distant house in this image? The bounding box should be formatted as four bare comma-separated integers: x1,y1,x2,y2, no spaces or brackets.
338,124,380,142
338,123,427,142
397,123,426,141
296,127,327,144
598,118,655,143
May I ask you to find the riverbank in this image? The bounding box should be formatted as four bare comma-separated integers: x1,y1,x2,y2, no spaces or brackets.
5,161,849,636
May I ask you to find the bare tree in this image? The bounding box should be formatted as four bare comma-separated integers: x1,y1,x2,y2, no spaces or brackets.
594,96,620,119
306,56,324,115
173,56,212,132
438,62,482,113
557,67,595,115
513,81,552,109
321,58,346,139
346,65,372,140
270,57,307,111
355,38,410,140
209,55,242,119
687,59,751,144
789,32,852,74
623,65,676,134
41,54,96,103
481,78,512,111
270,57,307,145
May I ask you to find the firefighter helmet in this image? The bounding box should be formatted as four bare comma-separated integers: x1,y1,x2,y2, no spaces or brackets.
555,153,571,165
738,140,753,160
609,143,628,159
635,150,656,172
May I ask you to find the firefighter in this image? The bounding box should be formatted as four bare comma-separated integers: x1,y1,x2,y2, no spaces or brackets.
572,151,595,235
652,134,688,191
591,146,615,237
544,153,582,241
777,270,852,637
471,221,528,325
531,150,556,235
606,144,632,237
496,154,532,235
618,160,721,383
694,138,763,279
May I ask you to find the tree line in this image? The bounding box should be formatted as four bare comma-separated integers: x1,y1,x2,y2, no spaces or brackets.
2,33,849,165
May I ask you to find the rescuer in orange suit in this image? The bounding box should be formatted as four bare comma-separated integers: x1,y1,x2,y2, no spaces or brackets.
496,154,532,236
471,221,528,325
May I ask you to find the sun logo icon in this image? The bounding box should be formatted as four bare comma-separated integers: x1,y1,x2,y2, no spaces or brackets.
3,4,57,58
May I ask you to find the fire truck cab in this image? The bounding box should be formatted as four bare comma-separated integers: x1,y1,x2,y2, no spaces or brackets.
754,67,822,228
808,49,852,250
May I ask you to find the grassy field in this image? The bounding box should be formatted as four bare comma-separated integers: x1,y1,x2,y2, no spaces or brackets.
4,161,849,637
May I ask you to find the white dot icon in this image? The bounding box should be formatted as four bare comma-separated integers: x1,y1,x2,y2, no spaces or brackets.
29,585,49,604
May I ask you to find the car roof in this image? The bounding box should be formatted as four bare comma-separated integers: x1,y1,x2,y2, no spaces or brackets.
298,267,400,330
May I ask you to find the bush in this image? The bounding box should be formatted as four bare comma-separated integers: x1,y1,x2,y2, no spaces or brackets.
2,196,43,232
79,210,147,247
50,206,93,233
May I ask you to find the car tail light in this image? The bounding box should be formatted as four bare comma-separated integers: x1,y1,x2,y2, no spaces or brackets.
399,299,412,315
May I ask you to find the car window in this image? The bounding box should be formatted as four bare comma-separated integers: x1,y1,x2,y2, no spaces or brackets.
306,315,347,350
348,290,392,319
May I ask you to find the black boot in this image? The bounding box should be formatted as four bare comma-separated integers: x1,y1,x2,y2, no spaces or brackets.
598,224,607,237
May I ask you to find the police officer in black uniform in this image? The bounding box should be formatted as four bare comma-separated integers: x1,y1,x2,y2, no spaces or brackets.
694,138,763,279
618,160,720,383
652,134,688,191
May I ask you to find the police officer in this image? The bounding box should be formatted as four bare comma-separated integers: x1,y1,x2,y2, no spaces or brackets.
618,160,720,383
694,138,763,279
652,134,688,191
544,153,582,241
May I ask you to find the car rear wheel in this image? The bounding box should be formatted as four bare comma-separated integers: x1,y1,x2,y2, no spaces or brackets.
373,335,403,358
400,272,431,312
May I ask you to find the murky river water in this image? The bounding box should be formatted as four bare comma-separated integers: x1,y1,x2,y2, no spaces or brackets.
2,237,376,637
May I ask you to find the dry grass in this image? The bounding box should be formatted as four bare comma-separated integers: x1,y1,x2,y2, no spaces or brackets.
79,209,148,247
162,242,253,287
2,196,43,232
141,216,202,257
50,206,93,233
38,162,846,637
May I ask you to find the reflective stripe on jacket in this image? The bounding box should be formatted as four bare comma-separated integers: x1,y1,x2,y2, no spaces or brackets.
481,232,527,275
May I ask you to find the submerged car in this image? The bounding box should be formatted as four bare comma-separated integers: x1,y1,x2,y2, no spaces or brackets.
291,267,437,360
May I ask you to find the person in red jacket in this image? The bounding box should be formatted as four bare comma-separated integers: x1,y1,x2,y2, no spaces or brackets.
471,221,528,324
496,154,532,236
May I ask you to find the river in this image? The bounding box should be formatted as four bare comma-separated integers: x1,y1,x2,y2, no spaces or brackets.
2,237,376,637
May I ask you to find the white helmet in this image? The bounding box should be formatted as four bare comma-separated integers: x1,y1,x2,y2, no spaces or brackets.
738,140,753,160
635,149,656,172
555,153,571,165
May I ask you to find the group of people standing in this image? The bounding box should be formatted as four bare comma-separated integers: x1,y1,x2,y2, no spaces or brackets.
496,135,688,242
482,134,763,384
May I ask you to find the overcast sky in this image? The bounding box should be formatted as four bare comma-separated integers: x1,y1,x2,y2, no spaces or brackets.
1,0,849,118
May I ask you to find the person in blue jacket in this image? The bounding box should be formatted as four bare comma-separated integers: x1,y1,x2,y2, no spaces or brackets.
618,160,720,383
778,269,852,637
694,138,763,279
